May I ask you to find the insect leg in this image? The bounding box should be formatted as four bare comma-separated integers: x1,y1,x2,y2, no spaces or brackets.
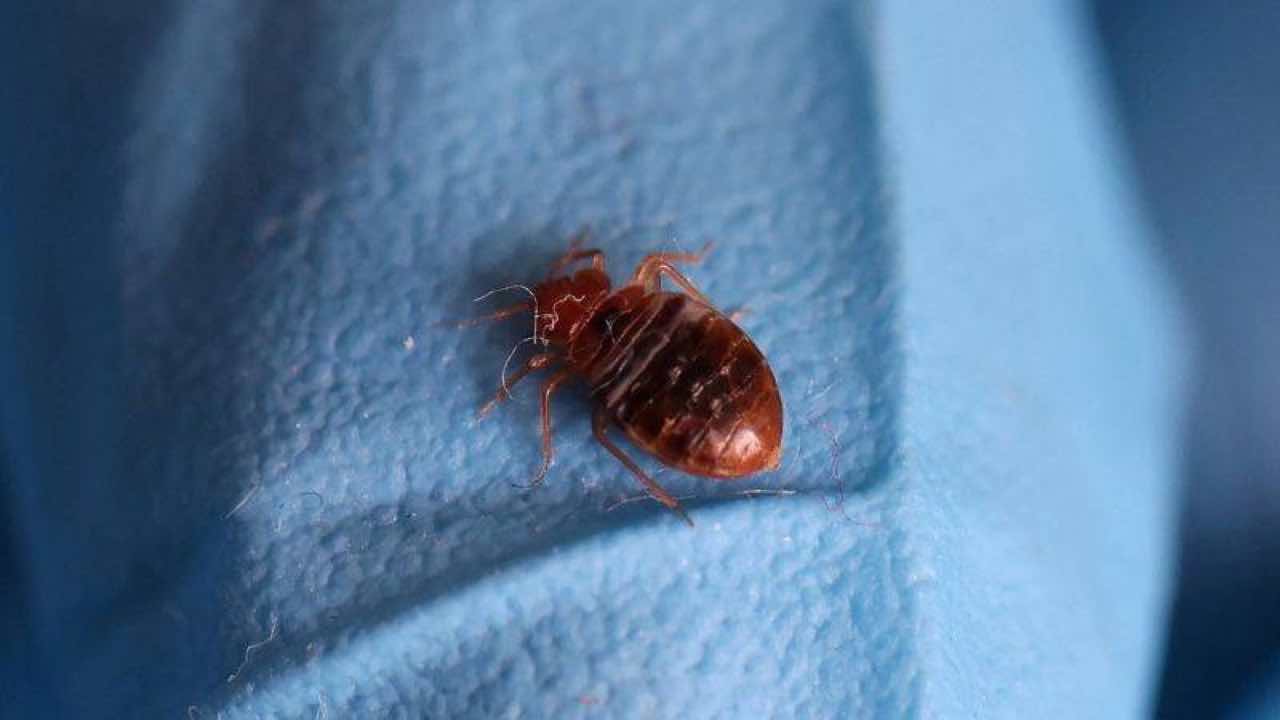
631,241,715,306
566,226,590,251
637,261,716,307
637,239,714,269
546,249,606,278
592,407,694,527
548,228,606,277
477,353,557,418
525,368,574,489
438,302,529,329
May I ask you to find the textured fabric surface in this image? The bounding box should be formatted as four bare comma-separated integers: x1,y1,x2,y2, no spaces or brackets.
2,2,1182,718
879,3,1184,716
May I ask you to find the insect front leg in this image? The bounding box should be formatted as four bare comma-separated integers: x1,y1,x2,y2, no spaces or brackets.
592,407,694,527
438,302,529,329
521,368,574,489
547,249,606,278
546,228,606,277
477,353,558,419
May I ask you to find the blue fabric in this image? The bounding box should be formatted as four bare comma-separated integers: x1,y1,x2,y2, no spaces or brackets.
2,2,1182,718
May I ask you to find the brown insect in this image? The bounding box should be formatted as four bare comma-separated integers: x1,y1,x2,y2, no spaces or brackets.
460,231,783,525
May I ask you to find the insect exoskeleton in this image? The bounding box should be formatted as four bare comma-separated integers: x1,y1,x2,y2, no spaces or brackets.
461,231,782,525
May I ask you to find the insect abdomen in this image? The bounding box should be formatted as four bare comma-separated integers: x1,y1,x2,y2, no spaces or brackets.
578,291,783,478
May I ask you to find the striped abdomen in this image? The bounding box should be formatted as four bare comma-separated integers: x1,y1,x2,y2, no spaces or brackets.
569,290,783,478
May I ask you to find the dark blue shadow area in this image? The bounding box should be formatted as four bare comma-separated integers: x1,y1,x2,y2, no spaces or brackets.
4,2,901,717
1094,1,1280,717
1,4,189,718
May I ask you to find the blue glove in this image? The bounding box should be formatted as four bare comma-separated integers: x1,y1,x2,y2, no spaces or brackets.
1232,657,1280,720
1,2,1183,718
1098,2,1280,717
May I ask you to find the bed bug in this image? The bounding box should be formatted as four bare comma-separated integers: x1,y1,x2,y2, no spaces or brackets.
460,231,783,525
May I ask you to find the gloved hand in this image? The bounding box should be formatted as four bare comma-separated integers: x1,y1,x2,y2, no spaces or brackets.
1232,659,1280,720
0,2,1183,718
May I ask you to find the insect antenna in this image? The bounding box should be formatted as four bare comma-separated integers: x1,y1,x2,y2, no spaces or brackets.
437,283,540,339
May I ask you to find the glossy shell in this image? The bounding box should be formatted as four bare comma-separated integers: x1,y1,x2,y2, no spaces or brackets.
568,288,783,477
